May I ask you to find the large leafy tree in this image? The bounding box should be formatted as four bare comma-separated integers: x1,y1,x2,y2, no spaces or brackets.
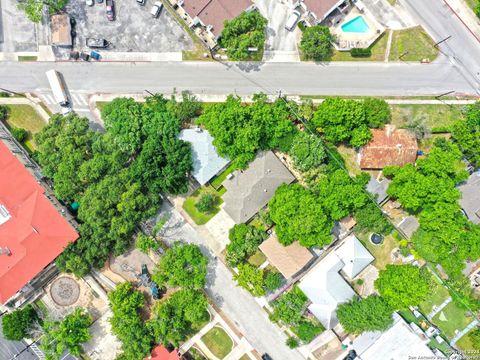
225,224,267,267
109,283,153,360
197,94,295,168
219,11,267,61
41,308,91,360
289,131,327,171
451,101,480,167
300,26,334,61
269,287,308,326
1,305,37,341
362,98,391,128
312,98,371,147
18,0,68,23
234,263,266,297
375,265,431,309
269,184,334,247
153,243,208,289
354,202,393,235
337,296,393,334
148,289,209,347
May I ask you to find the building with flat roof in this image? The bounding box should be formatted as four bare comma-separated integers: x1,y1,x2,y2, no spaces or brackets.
179,128,229,185
222,151,295,224
50,14,72,48
0,141,78,304
299,235,373,329
359,125,418,170
459,171,480,224
259,232,314,279
351,312,435,360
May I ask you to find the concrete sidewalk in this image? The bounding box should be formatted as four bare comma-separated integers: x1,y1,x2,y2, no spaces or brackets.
444,0,480,43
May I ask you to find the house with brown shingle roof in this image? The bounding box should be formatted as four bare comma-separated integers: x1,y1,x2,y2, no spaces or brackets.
171,0,255,47
300,0,347,24
359,125,418,170
259,232,314,279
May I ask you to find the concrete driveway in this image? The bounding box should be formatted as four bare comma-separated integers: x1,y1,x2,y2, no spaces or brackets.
256,0,300,62
63,0,193,55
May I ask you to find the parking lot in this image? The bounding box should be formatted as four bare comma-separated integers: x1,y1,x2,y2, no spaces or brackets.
64,0,193,54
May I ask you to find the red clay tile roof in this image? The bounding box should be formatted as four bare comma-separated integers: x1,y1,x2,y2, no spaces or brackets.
303,0,344,20
147,346,180,360
183,0,252,34
0,142,78,304
360,125,418,169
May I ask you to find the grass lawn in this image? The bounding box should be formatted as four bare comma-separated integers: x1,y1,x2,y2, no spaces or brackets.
17,55,37,61
428,338,453,356
201,326,234,359
239,355,250,360
418,278,450,315
210,162,236,189
389,26,438,62
96,101,110,113
398,309,426,327
390,104,464,133
356,232,399,270
337,145,362,176
329,32,389,62
456,329,478,352
431,302,474,340
3,105,47,152
182,187,223,225
248,250,267,267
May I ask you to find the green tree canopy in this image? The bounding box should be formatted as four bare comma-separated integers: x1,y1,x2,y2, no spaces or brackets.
452,101,480,167
234,263,266,297
354,202,393,235
108,282,153,360
148,289,209,347
225,224,267,267
153,243,208,289
1,305,37,341
289,131,327,171
269,184,334,247
375,265,431,309
362,98,391,128
219,11,267,61
41,308,92,360
299,26,334,61
337,296,393,334
270,287,307,326
197,94,295,168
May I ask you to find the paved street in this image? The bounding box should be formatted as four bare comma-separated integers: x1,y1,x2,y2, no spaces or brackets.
0,59,475,97
402,0,480,93
157,202,303,360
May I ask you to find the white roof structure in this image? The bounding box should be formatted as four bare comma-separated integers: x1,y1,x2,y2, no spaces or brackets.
353,312,435,360
335,235,375,279
179,129,229,185
299,235,374,329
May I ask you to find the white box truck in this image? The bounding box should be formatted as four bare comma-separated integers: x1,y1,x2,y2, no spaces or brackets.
46,69,72,115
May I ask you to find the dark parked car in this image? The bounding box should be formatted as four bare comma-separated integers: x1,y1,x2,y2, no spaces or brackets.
106,0,115,21
261,354,273,360
86,38,109,48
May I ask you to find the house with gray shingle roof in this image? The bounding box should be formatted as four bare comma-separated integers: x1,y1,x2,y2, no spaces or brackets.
459,171,480,225
222,151,295,224
179,128,230,185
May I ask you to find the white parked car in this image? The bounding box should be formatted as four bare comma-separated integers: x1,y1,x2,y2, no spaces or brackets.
86,0,94,6
285,10,300,31
150,1,163,17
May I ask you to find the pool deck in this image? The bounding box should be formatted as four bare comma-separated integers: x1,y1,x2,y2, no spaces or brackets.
331,4,385,50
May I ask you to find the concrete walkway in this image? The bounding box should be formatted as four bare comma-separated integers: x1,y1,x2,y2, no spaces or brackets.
450,319,479,345
0,94,50,122
362,0,416,29
427,297,452,320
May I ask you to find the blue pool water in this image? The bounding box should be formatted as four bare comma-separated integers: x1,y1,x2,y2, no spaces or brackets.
341,16,369,33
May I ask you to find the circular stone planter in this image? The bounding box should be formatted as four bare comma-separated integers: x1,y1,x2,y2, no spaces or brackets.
370,233,384,245
50,276,80,306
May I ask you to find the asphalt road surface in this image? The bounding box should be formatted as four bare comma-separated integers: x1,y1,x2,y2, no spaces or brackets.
0,59,475,97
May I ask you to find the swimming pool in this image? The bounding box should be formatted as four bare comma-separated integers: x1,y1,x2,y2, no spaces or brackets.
341,16,369,33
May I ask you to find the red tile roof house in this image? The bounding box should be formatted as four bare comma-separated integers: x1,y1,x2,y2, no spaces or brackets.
0,141,78,306
171,0,255,47
146,346,181,360
359,125,418,170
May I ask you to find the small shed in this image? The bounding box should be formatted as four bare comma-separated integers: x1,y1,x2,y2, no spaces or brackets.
51,14,72,48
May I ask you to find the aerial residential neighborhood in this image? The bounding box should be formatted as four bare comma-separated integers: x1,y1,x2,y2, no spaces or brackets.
1,0,480,359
